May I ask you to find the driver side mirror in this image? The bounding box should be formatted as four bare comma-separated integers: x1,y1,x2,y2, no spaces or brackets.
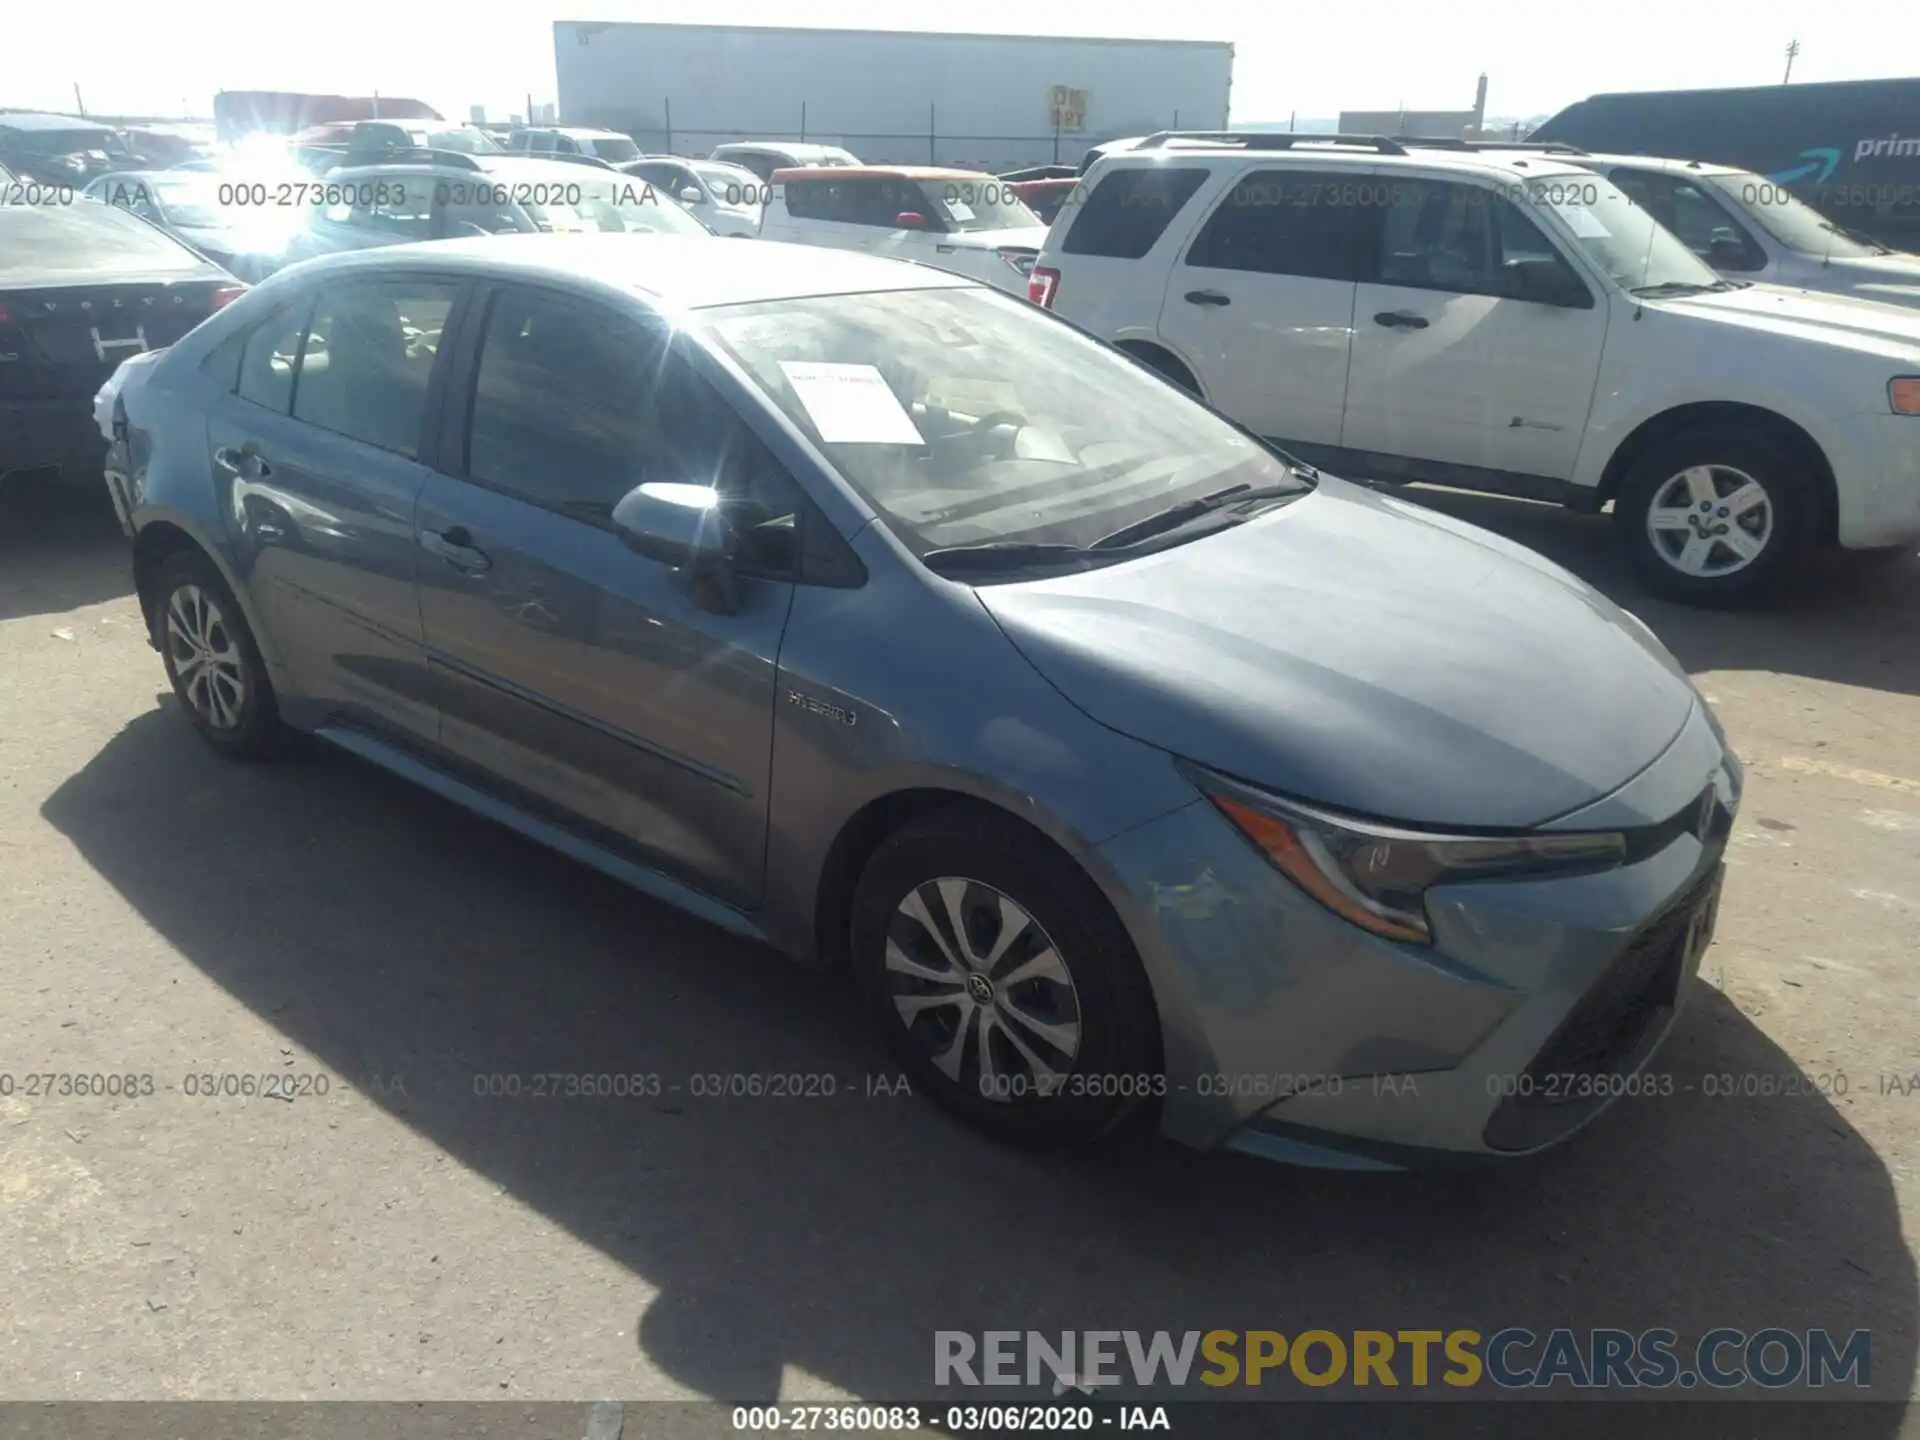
611,481,740,612
894,211,927,230
1507,256,1591,309
678,187,703,205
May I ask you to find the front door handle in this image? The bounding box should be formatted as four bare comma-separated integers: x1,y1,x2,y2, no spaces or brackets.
1184,289,1232,307
1373,311,1430,330
421,525,491,575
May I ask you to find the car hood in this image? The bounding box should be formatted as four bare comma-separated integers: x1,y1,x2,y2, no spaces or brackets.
1822,252,1920,308
976,477,1698,830
941,225,1050,252
1661,282,1920,356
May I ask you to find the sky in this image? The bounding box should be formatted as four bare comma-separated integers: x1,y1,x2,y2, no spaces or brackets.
5,0,1912,126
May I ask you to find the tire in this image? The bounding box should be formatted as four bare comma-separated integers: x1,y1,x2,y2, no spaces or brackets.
850,809,1162,1146
1615,423,1818,606
152,549,285,759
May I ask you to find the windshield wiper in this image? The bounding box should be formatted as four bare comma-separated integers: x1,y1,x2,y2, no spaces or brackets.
1629,279,1735,298
919,540,1092,576
1088,482,1308,551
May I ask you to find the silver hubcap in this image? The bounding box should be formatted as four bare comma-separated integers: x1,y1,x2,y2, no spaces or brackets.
1646,465,1773,578
884,878,1082,1102
164,583,247,731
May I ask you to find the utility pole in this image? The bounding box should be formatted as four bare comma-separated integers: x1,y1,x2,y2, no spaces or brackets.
1783,39,1800,83
73,83,85,117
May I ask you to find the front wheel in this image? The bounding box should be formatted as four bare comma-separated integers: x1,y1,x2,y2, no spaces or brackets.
1615,424,1818,605
850,811,1162,1146
153,550,285,758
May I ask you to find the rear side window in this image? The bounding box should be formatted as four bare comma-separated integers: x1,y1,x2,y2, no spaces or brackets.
1061,166,1209,259
784,179,838,220
1185,169,1378,281
236,304,311,413
291,280,457,457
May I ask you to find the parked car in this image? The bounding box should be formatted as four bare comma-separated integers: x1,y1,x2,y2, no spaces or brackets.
110,234,1740,1167
508,126,641,166
0,112,140,187
622,156,765,237
0,199,241,493
121,123,220,170
81,170,300,282
709,142,860,182
1008,177,1082,226
340,121,504,166
267,152,710,271
760,166,1048,295
1031,131,1920,604
1547,151,1920,305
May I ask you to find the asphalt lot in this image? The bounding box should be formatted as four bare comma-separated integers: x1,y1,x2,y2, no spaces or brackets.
2,479,1917,1416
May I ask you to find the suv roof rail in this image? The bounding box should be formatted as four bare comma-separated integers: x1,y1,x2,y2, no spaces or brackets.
1132,130,1411,156
1407,138,1591,156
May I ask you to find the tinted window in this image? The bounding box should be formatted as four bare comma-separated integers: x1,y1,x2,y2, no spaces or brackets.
465,287,800,571
1185,169,1377,281
1374,181,1587,300
236,304,310,413
1062,166,1209,259
784,178,839,221
291,281,456,456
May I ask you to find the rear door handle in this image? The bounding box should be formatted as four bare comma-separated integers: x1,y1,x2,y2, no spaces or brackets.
212,445,272,478
1184,289,1232,307
1373,311,1430,330
421,525,491,574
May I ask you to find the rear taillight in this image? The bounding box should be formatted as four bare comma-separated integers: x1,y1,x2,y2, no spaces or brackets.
208,284,247,312
1027,266,1060,309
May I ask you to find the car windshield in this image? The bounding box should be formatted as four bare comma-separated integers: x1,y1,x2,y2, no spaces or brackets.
417,128,502,155
523,179,710,236
587,136,642,163
148,176,225,227
921,181,1041,233
705,287,1308,562
1525,173,1723,293
1702,173,1880,258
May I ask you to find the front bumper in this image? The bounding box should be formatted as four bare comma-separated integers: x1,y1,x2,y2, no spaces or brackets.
0,396,108,484
1097,734,1737,1167
1824,411,1920,549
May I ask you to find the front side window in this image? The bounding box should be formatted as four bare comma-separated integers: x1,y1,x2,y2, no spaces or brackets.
291,280,456,456
1520,174,1723,294
1612,169,1765,271
705,287,1307,563
1062,165,1210,259
1373,180,1590,301
464,287,799,572
1703,171,1880,259
1186,169,1378,281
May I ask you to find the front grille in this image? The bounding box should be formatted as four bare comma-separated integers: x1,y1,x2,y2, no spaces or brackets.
1483,865,1722,1153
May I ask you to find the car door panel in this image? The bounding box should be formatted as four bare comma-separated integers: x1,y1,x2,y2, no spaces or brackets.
1153,167,1368,447
1343,180,1607,480
416,284,795,908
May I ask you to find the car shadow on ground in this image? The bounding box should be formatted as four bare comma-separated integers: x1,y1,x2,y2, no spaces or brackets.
42,707,1918,1413
1400,485,1920,699
0,478,132,623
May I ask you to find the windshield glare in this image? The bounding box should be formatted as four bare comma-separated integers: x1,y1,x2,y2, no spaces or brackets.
1534,176,1722,292
1704,173,1877,258
707,288,1303,560
151,178,224,227
923,181,1041,233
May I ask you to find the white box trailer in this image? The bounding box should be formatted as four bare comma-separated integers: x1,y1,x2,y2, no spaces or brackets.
554,21,1233,172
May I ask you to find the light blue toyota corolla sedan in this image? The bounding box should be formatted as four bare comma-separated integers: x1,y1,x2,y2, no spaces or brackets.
105,235,1741,1168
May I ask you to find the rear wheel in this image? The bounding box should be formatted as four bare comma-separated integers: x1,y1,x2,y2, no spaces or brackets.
851,810,1162,1146
1616,424,1817,605
153,550,285,759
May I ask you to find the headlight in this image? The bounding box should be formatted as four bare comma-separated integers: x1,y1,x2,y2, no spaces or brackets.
1197,775,1627,944
1890,377,1920,415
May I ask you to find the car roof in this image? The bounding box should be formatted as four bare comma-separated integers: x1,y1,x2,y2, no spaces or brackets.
717,142,851,155
771,165,989,183
0,111,119,132
1565,152,1747,177
279,233,976,309
331,155,627,184
526,126,626,139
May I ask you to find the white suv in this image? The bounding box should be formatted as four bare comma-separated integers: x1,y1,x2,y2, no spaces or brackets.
1550,150,1920,308
760,166,1049,296
1032,133,1920,602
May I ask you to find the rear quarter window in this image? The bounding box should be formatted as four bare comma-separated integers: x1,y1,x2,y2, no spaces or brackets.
1061,166,1210,259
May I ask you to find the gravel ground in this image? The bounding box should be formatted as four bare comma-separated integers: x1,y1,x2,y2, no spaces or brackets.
1,482,1916,1419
